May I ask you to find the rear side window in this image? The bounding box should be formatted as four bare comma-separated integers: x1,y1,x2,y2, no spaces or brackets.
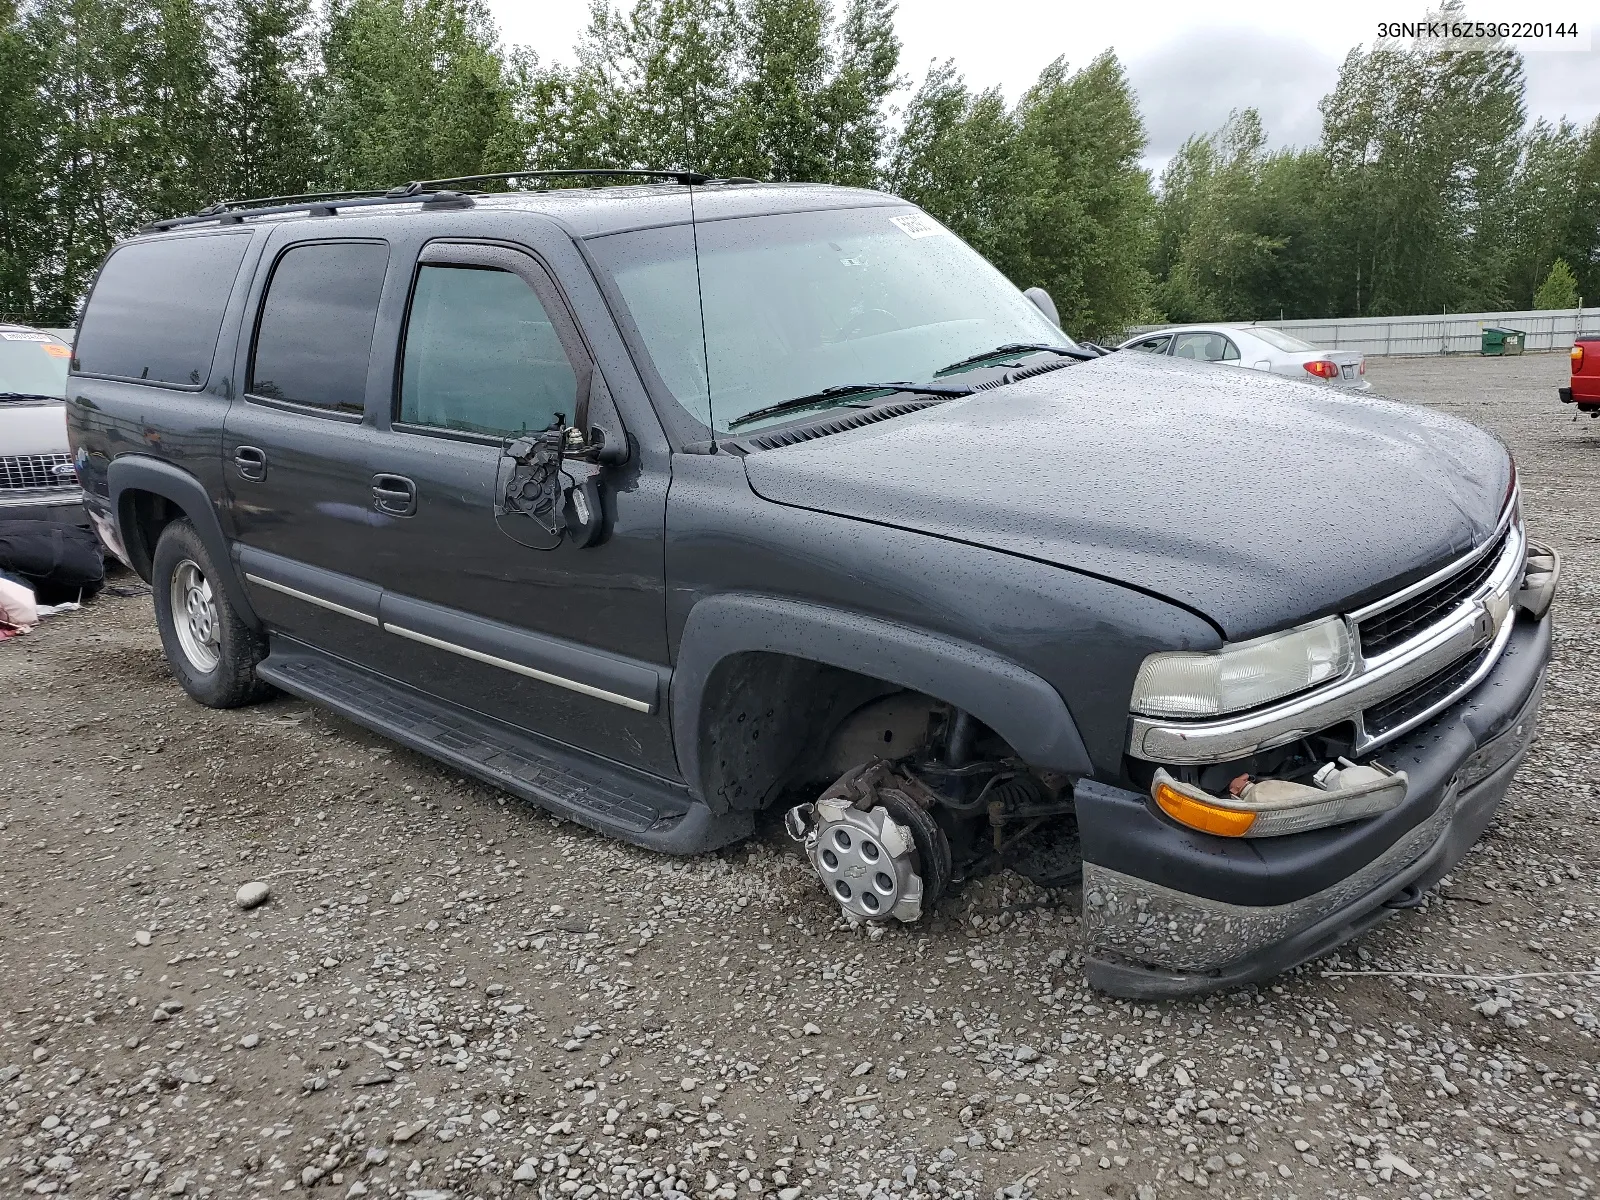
74,233,251,387
399,265,578,438
250,242,388,413
1129,335,1171,354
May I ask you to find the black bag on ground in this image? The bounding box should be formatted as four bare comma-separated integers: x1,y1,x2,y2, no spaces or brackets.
0,521,104,604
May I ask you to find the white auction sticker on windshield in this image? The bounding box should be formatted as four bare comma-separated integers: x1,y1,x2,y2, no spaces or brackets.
0,331,51,341
889,213,946,239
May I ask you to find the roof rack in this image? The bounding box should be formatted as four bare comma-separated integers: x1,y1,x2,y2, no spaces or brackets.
415,168,714,189
140,168,722,233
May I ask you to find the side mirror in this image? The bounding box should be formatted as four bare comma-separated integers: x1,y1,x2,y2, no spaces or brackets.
1024,287,1060,328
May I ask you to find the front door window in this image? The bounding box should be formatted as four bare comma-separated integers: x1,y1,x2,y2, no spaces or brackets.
399,265,578,438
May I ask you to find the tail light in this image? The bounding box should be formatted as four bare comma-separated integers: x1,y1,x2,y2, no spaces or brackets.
1359,359,1366,375
1303,360,1340,379
1576,345,1586,371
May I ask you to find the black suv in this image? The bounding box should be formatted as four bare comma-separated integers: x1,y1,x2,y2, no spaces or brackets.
66,175,1558,997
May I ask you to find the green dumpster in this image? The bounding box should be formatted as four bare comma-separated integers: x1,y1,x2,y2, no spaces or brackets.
1481,327,1526,356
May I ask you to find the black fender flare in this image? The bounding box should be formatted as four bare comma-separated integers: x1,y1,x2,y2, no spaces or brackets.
670,593,1094,801
107,455,260,628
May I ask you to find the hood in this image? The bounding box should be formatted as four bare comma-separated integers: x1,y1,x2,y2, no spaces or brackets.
0,399,71,458
742,353,1511,640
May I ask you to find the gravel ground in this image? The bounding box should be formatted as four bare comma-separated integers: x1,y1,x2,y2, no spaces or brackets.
3,351,1597,1200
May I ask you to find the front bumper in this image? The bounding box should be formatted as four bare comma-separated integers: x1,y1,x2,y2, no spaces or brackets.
0,490,90,527
1077,610,1551,998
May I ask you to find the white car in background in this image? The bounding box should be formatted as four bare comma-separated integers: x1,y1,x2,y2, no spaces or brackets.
1119,323,1369,390
0,323,88,526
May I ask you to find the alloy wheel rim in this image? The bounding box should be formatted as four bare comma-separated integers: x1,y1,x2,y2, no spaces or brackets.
170,558,221,673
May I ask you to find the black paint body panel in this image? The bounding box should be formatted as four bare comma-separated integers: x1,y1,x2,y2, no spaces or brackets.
744,351,1512,641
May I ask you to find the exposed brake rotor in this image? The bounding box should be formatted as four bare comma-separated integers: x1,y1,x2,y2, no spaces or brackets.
786,759,951,924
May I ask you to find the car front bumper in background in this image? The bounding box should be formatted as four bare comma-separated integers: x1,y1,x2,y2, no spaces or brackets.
1076,610,1551,998
0,490,91,527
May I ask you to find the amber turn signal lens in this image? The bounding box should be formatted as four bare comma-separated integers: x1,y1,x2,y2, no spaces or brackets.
1153,780,1257,837
1576,345,1586,369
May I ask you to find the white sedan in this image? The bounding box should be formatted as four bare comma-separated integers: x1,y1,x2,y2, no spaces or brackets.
1118,324,1369,390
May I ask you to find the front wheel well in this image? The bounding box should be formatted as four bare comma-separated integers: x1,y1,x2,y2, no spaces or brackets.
694,651,1011,815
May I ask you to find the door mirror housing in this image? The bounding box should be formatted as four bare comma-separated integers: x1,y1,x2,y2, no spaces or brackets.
1024,286,1060,328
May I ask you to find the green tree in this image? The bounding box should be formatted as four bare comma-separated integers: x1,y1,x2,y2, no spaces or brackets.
534,0,899,182
21,0,224,323
1554,118,1600,306
219,0,321,201
815,0,898,186
1319,5,1525,315
0,0,49,321
320,0,522,190
1154,110,1336,322
1533,258,1579,309
886,62,1030,267
891,53,1155,340
1007,52,1155,339
726,0,833,179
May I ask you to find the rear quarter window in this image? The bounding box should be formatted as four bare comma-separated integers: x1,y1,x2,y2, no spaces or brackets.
73,233,252,388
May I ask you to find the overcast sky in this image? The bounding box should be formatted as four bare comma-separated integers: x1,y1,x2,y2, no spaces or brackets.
485,0,1600,171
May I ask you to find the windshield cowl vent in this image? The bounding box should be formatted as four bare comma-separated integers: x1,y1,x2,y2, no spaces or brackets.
737,400,945,451
972,357,1076,391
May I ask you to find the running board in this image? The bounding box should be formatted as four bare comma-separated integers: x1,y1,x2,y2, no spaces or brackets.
257,646,741,854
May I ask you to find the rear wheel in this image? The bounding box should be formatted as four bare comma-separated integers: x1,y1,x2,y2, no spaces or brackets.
151,520,272,708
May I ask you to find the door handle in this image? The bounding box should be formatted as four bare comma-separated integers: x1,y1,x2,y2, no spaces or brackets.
372,473,417,517
234,445,267,481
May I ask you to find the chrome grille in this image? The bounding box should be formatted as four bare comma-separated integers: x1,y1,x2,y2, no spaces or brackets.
0,452,76,492
1357,526,1510,658
1362,644,1489,740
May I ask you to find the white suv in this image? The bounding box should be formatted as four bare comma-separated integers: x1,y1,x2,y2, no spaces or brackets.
0,323,87,525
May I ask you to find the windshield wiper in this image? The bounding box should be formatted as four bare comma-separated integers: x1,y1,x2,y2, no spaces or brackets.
0,391,64,402
726,381,974,430
935,342,1097,376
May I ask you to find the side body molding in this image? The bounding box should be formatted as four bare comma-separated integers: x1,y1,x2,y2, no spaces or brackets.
671,594,1094,800
107,454,260,627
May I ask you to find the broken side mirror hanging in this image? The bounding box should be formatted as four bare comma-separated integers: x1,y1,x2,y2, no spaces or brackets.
495,421,607,550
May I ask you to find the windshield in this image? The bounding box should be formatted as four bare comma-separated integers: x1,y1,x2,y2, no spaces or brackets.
0,330,71,398
588,206,1075,432
1249,327,1318,353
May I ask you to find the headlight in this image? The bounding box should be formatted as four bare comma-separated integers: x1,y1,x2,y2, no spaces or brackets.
1130,617,1354,719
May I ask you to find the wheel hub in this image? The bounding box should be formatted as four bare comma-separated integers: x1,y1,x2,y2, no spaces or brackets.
170,558,221,673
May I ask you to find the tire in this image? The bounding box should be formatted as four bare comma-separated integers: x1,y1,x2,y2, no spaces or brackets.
151,519,273,708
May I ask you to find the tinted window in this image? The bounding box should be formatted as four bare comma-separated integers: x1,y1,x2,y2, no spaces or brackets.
75,234,250,386
399,265,577,437
250,242,388,412
1130,335,1170,354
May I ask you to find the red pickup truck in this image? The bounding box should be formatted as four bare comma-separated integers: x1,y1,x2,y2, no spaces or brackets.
1562,336,1600,414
